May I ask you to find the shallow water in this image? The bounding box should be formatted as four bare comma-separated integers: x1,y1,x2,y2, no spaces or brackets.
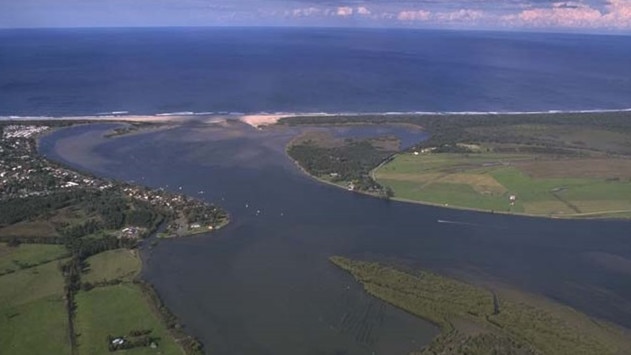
39,121,631,354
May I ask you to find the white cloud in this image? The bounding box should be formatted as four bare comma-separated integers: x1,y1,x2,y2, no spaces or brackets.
434,9,485,22
502,0,631,29
397,10,431,21
356,6,371,16
336,6,353,17
290,7,321,17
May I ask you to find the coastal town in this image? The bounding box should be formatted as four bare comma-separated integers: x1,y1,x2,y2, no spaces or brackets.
0,123,228,238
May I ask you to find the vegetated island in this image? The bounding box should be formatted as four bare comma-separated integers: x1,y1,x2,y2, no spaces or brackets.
0,121,228,354
330,256,631,355
280,111,631,219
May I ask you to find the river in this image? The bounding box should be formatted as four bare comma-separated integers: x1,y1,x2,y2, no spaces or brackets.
39,119,631,354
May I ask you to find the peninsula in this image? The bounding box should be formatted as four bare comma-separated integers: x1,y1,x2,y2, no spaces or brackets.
281,111,631,219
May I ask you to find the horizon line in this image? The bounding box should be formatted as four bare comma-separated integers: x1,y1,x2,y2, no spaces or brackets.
0,24,630,37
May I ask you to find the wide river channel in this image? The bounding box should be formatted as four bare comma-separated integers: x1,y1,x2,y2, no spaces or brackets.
39,119,631,355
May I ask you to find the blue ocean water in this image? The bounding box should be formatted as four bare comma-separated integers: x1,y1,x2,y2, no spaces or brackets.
1,27,630,116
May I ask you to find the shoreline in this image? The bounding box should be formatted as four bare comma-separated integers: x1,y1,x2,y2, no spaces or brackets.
3,107,631,126
286,145,631,222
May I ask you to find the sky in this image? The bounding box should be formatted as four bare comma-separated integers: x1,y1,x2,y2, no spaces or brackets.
1,0,630,32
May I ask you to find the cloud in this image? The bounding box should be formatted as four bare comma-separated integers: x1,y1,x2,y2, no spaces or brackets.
356,6,371,16
336,6,353,16
397,8,484,24
397,10,431,21
291,7,321,17
501,0,631,29
435,9,485,22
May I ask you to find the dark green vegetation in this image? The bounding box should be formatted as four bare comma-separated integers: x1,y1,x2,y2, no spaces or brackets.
281,112,631,218
0,122,226,354
286,131,396,197
330,256,631,355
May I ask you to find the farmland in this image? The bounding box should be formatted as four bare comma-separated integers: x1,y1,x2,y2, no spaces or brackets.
375,153,631,217
0,242,68,275
0,257,71,354
75,284,183,355
82,249,141,284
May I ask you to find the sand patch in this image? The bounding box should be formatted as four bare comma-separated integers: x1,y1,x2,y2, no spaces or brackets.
239,114,289,128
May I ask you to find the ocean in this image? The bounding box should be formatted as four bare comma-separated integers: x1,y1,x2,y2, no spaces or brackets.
1,27,631,116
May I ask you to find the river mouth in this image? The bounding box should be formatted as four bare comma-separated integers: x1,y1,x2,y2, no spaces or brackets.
39,120,631,354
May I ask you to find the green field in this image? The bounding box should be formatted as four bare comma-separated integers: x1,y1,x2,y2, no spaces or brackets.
375,152,631,217
75,284,182,355
331,256,631,355
0,242,68,275
83,249,141,284
76,248,182,354
0,259,71,354
0,244,184,355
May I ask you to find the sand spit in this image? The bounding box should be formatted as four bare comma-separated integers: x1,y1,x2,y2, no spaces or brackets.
1,114,294,127
238,114,290,128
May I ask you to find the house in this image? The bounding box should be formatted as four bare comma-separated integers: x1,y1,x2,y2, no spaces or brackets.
190,223,201,229
509,194,517,206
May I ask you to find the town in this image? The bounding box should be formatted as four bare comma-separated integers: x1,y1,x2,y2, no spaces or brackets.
0,123,228,239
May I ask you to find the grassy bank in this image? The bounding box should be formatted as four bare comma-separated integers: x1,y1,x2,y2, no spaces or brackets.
330,256,631,355
375,152,631,218
75,248,187,354
82,249,141,284
75,284,182,354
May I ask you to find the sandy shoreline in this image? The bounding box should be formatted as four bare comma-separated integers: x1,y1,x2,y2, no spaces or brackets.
0,113,294,127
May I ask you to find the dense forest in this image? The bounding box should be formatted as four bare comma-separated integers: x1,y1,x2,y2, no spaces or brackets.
287,136,395,197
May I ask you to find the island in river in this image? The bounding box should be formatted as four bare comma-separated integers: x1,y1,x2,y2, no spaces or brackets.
3,112,631,354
